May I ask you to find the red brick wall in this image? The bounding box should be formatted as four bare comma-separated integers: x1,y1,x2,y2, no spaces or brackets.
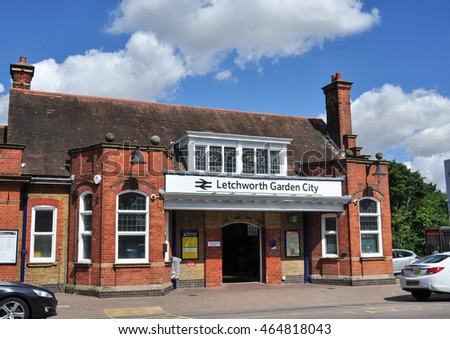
0,146,23,175
305,157,393,281
264,228,282,284
205,228,222,287
0,183,23,281
67,145,172,289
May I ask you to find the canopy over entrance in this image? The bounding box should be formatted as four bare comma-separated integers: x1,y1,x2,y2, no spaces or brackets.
161,173,351,212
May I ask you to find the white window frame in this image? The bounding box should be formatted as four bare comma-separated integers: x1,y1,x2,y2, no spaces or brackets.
173,131,291,176
321,213,338,257
116,190,149,263
78,192,92,263
359,197,383,257
30,206,57,263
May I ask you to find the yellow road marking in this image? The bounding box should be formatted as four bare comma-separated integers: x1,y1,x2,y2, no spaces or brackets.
104,306,166,318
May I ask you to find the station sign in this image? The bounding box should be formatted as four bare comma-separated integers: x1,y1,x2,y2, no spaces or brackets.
165,174,342,197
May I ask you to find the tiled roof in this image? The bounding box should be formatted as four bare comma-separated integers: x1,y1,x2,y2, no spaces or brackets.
7,88,339,176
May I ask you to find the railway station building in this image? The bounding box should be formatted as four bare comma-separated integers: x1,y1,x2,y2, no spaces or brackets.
0,57,395,297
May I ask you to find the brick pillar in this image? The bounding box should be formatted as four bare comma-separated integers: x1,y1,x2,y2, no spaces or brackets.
264,228,282,284
205,228,222,287
322,73,353,151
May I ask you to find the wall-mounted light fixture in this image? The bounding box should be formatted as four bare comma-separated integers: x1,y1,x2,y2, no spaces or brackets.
366,152,386,178
130,146,146,165
128,146,146,190
288,215,298,223
365,152,386,196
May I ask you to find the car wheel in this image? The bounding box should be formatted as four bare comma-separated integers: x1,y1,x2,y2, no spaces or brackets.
0,297,30,319
411,291,432,301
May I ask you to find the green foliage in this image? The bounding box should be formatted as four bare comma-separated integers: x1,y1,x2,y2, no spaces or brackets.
389,161,450,256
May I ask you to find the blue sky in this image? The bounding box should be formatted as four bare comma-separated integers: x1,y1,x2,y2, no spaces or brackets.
1,0,449,191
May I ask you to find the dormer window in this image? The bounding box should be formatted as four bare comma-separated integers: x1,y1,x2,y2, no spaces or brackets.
173,131,291,176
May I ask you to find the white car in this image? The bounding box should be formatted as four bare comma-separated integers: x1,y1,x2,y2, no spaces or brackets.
400,252,450,300
393,249,419,274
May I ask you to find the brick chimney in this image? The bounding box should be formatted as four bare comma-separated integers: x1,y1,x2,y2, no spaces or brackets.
10,56,34,90
322,73,353,151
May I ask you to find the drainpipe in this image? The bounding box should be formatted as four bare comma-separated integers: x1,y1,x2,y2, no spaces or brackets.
171,211,177,256
20,184,28,282
303,214,309,284
73,205,78,287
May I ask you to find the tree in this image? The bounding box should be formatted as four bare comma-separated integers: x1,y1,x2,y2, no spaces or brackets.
388,161,450,256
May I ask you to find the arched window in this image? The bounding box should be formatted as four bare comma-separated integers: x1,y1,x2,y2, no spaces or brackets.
116,191,148,262
359,198,382,256
321,214,338,257
78,192,92,262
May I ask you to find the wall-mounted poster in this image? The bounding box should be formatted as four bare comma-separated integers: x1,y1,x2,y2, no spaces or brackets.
182,230,199,260
285,230,300,257
0,230,18,264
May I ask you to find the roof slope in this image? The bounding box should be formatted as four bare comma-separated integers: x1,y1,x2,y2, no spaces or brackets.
7,89,339,176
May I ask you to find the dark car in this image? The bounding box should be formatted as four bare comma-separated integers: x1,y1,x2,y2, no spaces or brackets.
0,281,57,319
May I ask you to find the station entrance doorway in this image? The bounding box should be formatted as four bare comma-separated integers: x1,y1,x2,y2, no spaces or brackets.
222,223,261,283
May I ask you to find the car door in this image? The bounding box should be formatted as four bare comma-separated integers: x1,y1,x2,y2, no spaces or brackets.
393,250,400,273
395,250,414,273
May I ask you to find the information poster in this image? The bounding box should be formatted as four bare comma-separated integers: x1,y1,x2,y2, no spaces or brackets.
182,230,199,260
285,230,300,257
0,230,18,264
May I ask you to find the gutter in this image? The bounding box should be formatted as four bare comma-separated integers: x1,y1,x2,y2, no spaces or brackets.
30,176,73,185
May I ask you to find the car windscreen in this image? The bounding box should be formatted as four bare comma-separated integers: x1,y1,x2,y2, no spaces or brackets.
414,254,450,264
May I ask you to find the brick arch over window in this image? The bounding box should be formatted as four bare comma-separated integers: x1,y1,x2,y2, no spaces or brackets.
352,188,385,201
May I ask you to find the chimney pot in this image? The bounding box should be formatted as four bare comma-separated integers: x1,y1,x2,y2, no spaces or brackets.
19,56,27,63
332,72,342,81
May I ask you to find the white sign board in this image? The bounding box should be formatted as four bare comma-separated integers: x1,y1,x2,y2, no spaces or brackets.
165,175,342,197
0,230,18,264
208,241,221,247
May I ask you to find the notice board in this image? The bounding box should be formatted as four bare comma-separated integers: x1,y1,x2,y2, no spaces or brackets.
182,230,199,260
0,230,18,264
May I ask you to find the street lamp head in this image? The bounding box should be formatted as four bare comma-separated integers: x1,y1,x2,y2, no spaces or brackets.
365,152,386,178
130,146,146,165
372,163,387,177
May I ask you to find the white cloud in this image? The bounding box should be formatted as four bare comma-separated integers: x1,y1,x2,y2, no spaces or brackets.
410,152,450,192
108,0,380,72
352,84,450,191
0,93,8,125
214,70,238,83
32,32,186,101
0,0,379,125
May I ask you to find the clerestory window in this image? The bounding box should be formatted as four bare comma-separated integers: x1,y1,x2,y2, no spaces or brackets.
174,131,291,176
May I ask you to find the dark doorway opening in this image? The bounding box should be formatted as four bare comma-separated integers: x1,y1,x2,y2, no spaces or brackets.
222,223,260,283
